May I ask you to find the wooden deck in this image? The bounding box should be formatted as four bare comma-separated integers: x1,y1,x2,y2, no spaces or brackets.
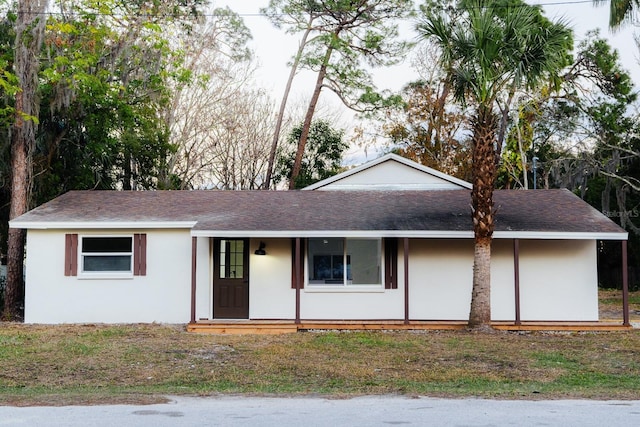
187,319,633,334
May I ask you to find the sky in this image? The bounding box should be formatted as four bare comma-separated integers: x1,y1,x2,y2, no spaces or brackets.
213,0,640,163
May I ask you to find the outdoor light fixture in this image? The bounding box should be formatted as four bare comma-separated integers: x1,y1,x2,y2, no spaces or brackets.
254,241,266,256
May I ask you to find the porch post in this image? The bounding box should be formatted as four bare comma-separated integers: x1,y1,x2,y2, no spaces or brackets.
190,236,197,324
622,240,630,327
295,237,301,325
513,239,521,326
404,238,409,325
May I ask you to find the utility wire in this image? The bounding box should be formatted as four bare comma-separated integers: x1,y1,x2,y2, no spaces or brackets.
5,0,601,19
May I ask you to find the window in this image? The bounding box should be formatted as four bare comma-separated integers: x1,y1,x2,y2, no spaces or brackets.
307,238,381,286
65,234,146,277
218,239,245,279
81,236,133,273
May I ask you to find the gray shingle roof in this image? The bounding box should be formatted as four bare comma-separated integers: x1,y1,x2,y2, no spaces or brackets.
10,189,626,238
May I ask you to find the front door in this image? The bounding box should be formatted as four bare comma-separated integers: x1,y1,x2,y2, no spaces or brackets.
213,239,249,319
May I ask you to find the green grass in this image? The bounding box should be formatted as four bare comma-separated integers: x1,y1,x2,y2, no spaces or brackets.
1,324,640,405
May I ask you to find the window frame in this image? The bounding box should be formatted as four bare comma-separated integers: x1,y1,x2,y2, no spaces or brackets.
305,237,383,291
78,234,134,279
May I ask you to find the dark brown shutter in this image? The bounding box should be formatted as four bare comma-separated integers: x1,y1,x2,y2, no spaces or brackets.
291,238,305,289
64,234,78,276
133,233,147,276
384,238,398,289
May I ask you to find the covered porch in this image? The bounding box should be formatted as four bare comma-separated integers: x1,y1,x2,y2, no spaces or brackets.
188,237,633,334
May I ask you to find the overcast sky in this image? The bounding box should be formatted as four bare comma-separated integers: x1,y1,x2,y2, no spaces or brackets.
215,1,638,88
214,0,639,163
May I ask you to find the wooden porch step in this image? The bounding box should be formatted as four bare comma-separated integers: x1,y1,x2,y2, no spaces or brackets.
187,321,298,335
492,321,633,331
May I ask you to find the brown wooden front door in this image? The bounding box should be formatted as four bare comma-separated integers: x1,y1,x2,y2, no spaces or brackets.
213,239,249,319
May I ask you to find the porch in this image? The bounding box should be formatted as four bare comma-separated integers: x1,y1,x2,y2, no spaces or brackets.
187,319,633,334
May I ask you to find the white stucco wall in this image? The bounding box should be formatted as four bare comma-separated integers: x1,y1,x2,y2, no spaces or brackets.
249,238,296,319
408,239,474,320
24,229,193,324
215,238,599,322
490,239,599,321
24,231,600,324
490,239,517,321
194,236,211,321
517,239,598,321
299,288,405,320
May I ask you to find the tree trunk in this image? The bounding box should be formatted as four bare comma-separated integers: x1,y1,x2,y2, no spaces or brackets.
288,45,334,189
264,26,312,190
469,237,492,328
468,106,498,330
4,0,48,320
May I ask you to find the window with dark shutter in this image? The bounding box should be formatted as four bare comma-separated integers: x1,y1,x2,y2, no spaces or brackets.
66,234,148,277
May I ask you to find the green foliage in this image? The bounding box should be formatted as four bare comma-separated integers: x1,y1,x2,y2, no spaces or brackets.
382,80,472,181
262,0,413,113
593,0,640,30
23,0,207,201
274,120,347,189
418,0,573,109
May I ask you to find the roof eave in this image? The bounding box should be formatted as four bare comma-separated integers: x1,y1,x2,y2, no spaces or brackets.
191,230,627,240
9,220,197,230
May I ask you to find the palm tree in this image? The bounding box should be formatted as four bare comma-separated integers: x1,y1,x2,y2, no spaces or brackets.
416,0,572,329
594,0,640,29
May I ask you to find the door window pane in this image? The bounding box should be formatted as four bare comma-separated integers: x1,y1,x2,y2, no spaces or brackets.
219,240,244,279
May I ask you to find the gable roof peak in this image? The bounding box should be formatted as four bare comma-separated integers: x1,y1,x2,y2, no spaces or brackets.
302,153,472,191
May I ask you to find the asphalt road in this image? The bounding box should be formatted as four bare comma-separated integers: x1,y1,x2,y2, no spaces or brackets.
1,395,640,427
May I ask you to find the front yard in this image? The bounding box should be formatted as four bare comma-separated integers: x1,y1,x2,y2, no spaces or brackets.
0,289,638,406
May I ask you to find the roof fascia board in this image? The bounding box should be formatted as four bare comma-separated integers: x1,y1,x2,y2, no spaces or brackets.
192,230,627,240
9,221,197,230
191,230,475,238
493,231,628,241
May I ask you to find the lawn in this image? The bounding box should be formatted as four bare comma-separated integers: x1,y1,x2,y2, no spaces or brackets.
0,290,639,406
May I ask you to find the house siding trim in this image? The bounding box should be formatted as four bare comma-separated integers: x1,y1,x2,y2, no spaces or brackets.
403,238,409,325
191,230,627,240
191,236,197,324
513,239,521,326
295,237,302,324
11,221,196,230
623,240,630,326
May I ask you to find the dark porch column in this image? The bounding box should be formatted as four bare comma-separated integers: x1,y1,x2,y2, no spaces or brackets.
513,239,521,326
622,240,630,327
190,236,197,324
295,237,301,325
404,238,409,325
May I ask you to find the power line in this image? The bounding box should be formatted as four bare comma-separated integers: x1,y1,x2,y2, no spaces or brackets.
5,0,601,20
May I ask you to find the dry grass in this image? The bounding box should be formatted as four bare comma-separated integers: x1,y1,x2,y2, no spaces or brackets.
599,289,640,321
1,317,640,406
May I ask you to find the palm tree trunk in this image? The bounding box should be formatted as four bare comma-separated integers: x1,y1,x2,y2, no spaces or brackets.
468,106,498,329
